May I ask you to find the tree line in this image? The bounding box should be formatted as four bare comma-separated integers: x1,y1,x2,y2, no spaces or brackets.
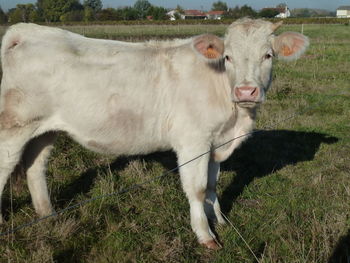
0,0,335,24
0,0,166,23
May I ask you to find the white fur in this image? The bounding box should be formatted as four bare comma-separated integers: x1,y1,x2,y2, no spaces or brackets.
0,19,308,245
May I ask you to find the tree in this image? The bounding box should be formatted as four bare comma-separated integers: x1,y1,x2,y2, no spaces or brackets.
227,5,257,18
173,4,184,19
8,8,21,23
211,1,228,11
36,0,45,20
36,0,82,22
83,0,102,21
134,0,152,19
259,8,279,18
147,6,167,20
227,5,239,18
83,0,102,12
0,6,7,23
28,9,42,22
175,5,184,14
84,7,95,21
61,10,84,22
240,5,257,17
8,4,35,23
96,8,120,21
119,7,139,20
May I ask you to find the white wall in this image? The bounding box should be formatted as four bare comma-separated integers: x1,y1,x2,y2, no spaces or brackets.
337,10,350,18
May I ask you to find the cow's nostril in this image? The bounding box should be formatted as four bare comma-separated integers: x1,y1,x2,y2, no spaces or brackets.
235,86,259,102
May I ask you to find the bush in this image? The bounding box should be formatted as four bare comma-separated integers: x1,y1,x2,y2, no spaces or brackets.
60,10,84,22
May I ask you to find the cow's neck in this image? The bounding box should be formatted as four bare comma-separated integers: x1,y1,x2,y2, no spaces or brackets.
212,104,256,162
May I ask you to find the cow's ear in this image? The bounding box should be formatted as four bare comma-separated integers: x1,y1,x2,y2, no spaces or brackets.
193,34,224,60
272,32,309,61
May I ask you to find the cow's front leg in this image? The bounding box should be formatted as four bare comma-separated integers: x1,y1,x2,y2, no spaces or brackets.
205,159,226,225
177,145,220,249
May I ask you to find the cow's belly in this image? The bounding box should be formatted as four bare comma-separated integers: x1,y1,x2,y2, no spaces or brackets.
35,108,171,156
81,134,171,156
67,126,171,156
66,113,170,156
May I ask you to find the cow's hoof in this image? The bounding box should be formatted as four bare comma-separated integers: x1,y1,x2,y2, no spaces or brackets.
217,215,226,225
201,239,222,250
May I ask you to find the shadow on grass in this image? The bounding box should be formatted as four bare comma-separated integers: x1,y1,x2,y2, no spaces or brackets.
2,129,338,223
219,129,338,215
56,129,338,215
55,149,178,208
55,156,129,208
328,229,350,263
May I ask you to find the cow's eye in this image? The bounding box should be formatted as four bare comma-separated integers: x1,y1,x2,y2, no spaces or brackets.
225,55,232,62
264,52,274,60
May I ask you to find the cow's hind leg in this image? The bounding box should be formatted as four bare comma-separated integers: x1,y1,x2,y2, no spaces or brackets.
0,125,38,223
23,132,57,217
176,144,220,249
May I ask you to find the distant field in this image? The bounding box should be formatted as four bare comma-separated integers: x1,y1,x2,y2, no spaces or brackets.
0,23,349,262
0,24,228,41
1,23,350,40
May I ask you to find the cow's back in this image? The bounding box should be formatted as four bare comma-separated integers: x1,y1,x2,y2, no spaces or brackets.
0,24,230,156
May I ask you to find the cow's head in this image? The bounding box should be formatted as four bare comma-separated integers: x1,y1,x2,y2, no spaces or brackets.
193,18,309,108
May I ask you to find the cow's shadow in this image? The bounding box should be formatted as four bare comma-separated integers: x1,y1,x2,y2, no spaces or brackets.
328,229,350,263
219,129,338,214
1,129,339,260
57,129,338,214
55,147,177,207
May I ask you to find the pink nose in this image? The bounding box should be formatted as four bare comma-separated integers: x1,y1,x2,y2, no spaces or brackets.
234,86,259,102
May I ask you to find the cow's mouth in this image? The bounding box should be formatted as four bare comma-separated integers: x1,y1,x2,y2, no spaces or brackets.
237,101,261,108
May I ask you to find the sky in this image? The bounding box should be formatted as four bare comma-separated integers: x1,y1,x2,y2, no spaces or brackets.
0,0,349,11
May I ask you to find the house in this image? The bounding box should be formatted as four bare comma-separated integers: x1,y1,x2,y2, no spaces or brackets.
206,10,226,20
275,6,291,18
260,6,290,18
181,10,207,20
166,9,177,21
167,9,225,21
336,6,350,18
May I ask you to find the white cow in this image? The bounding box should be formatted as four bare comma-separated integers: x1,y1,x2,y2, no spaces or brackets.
0,18,308,249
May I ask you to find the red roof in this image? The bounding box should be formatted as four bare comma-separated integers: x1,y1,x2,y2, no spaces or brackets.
206,11,226,15
184,10,206,16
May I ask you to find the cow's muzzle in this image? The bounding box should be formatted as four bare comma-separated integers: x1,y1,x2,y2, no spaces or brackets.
233,86,262,107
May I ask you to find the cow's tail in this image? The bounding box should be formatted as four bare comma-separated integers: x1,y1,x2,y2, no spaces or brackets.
0,23,31,96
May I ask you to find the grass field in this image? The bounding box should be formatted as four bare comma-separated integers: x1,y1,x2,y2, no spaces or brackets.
0,23,349,262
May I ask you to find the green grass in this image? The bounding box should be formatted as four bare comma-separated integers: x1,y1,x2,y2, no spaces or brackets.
0,23,349,262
